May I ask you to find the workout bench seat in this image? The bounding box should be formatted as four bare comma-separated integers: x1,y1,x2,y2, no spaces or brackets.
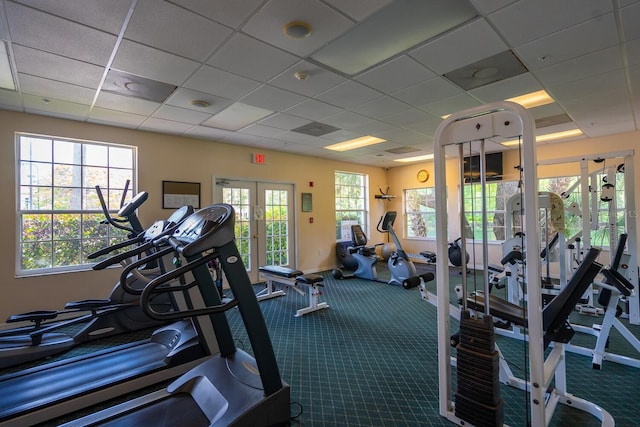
258,266,329,317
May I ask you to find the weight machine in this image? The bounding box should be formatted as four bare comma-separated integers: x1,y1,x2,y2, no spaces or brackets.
433,101,613,426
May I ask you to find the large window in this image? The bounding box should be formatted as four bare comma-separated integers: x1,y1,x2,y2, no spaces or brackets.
335,171,368,241
404,187,436,239
17,134,136,276
539,173,626,248
462,180,520,242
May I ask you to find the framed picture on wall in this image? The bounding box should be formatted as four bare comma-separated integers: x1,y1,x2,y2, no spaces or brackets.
302,192,313,212
162,181,201,209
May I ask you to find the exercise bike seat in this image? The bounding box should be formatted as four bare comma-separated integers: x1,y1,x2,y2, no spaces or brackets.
350,225,377,256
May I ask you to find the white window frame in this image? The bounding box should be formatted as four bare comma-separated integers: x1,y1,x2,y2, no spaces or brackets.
16,133,137,277
335,171,369,242
404,187,437,239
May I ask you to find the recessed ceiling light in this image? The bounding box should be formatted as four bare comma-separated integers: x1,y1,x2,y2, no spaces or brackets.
324,136,385,152
294,70,311,80
284,21,312,39
501,129,583,146
506,90,554,109
394,154,434,163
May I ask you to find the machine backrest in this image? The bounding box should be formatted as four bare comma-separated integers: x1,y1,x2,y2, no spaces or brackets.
351,225,368,247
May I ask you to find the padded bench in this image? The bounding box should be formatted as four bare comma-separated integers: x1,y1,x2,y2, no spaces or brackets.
258,266,329,317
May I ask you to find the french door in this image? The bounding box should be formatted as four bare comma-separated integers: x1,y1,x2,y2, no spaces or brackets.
215,180,295,282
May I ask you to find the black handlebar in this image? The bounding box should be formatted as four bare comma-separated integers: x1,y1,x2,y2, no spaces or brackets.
140,252,238,321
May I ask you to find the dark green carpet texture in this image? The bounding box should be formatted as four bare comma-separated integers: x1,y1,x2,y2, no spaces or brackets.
224,265,640,427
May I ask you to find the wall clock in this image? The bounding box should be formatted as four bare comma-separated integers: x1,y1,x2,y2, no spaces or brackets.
417,169,429,183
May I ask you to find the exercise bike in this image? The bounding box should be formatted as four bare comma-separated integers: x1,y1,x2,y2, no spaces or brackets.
333,212,433,288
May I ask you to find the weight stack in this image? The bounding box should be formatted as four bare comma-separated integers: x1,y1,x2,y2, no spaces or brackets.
454,310,503,427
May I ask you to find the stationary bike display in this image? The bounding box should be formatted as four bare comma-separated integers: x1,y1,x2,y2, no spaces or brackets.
332,223,383,281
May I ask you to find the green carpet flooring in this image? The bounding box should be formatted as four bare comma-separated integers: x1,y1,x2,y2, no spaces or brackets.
225,265,640,427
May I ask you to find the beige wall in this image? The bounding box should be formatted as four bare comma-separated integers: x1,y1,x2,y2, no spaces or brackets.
0,110,387,319
2,107,639,320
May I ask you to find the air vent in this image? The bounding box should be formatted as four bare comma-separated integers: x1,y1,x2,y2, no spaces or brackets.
385,146,420,154
443,50,528,91
102,69,177,103
535,113,572,128
291,121,341,137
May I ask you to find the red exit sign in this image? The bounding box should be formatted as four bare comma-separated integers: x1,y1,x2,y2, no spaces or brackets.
252,153,266,164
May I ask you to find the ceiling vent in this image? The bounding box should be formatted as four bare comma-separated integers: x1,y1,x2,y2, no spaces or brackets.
102,69,177,103
291,121,341,137
535,113,572,128
443,50,528,91
385,146,420,154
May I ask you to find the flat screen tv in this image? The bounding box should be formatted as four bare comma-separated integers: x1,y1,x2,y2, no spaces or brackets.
463,152,503,182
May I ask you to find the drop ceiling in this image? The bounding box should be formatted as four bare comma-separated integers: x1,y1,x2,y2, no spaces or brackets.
0,0,638,168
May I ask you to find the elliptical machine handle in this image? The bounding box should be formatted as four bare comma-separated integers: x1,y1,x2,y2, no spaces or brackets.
92,240,154,270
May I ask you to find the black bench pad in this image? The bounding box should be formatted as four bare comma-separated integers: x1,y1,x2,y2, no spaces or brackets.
296,274,324,285
259,265,303,278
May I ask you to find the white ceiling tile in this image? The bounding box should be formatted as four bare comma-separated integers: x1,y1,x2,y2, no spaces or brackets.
355,55,436,93
469,73,543,102
139,117,194,134
532,45,623,88
315,80,381,109
277,131,327,144
239,123,288,138
352,96,409,119
269,61,348,97
240,85,306,111
242,0,354,57
393,77,462,107
0,88,24,109
12,0,132,34
320,129,361,142
258,113,311,130
578,120,636,138
165,88,233,114
322,0,392,21
202,102,273,130
321,111,377,130
23,94,89,120
561,88,632,123
549,69,627,103
94,91,160,115
621,2,640,41
626,38,640,66
18,74,95,105
489,0,612,46
12,45,104,89
283,99,343,121
468,0,517,15
112,40,200,86
208,33,299,82
152,105,212,125
403,117,442,135
515,13,619,71
184,126,233,141
419,93,483,117
410,18,507,74
171,0,264,28
6,1,117,65
88,107,147,128
184,66,261,100
381,108,437,127
125,0,232,62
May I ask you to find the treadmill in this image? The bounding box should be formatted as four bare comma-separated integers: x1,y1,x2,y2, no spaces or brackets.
61,203,291,427
0,207,222,426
